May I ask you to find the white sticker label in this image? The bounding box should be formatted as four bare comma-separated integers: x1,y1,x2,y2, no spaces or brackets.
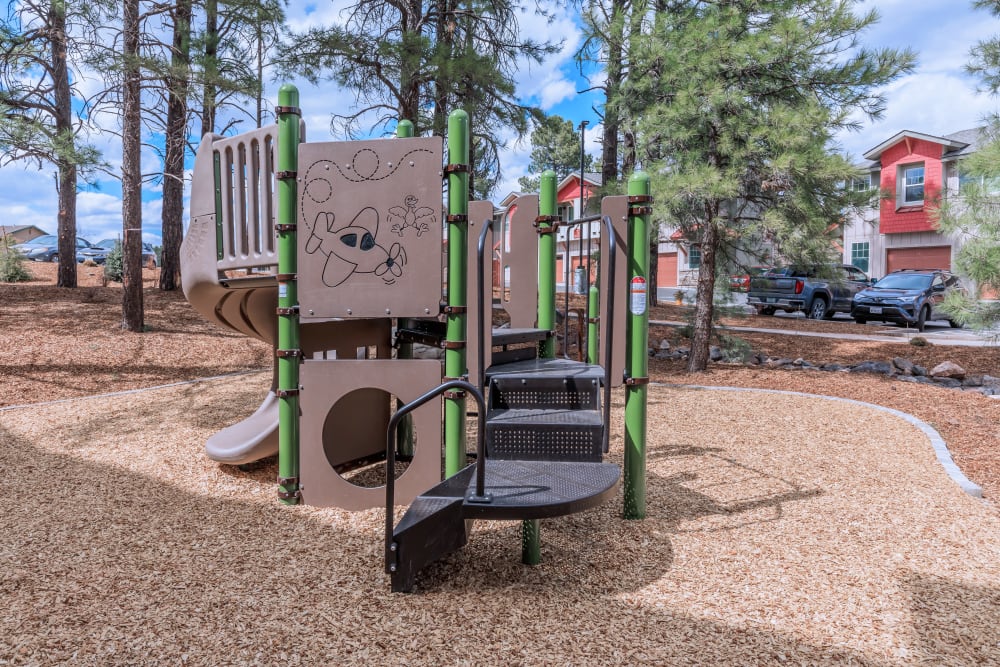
278,283,288,299
630,276,647,315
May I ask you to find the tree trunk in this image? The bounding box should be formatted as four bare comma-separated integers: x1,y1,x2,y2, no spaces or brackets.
50,2,77,288
122,0,144,331
600,0,626,188
160,0,193,291
200,0,218,136
687,216,718,372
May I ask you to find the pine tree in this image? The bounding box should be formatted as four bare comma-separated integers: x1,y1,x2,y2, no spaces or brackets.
276,0,553,198
517,114,596,192
623,0,913,371
0,0,106,288
934,0,1000,329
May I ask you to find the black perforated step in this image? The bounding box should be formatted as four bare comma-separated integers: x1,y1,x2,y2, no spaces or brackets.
484,357,604,382
490,327,552,346
486,408,604,462
490,375,600,411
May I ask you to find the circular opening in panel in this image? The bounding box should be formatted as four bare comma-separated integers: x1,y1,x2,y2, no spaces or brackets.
323,388,417,489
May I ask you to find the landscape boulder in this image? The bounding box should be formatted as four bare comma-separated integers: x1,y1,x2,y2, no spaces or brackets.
929,361,966,381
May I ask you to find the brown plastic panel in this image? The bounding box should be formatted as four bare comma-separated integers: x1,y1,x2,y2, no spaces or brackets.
299,359,443,511
466,200,497,386
504,195,540,328
599,196,629,387
297,137,444,319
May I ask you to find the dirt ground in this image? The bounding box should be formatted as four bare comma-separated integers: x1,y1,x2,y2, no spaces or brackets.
2,264,999,664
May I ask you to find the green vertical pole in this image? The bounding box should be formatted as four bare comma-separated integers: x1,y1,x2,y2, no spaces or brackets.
624,171,650,520
587,283,599,363
537,170,557,359
276,84,301,505
444,110,469,478
395,119,416,457
521,169,558,566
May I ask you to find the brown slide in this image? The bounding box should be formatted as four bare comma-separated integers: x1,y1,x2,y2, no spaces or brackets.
181,127,282,464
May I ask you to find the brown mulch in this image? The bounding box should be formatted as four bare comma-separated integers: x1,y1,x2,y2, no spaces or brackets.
0,263,270,407
2,267,999,664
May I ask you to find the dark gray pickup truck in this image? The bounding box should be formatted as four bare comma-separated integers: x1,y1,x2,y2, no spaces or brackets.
747,265,871,319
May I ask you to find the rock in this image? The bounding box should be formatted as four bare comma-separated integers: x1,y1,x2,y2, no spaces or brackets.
932,377,963,388
896,375,919,383
659,339,671,350
654,351,672,360
709,346,724,361
983,374,1000,387
766,357,794,368
930,361,966,380
676,347,690,356
912,365,927,377
963,375,984,387
793,357,805,365
819,363,844,372
892,357,914,375
850,361,894,376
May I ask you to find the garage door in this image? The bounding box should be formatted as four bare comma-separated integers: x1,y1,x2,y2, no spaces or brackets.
886,246,951,273
657,252,678,287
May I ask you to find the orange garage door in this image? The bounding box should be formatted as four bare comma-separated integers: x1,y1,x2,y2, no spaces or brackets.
885,246,951,273
657,252,678,287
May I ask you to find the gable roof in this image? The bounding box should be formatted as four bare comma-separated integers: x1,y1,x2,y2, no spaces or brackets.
556,172,603,192
862,130,971,161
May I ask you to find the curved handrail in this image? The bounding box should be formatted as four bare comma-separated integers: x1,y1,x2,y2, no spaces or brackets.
476,217,494,390
385,379,487,568
598,214,616,453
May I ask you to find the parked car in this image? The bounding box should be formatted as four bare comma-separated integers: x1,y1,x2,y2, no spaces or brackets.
729,266,771,292
851,268,966,332
747,264,871,319
94,239,158,268
12,235,97,262
77,244,109,264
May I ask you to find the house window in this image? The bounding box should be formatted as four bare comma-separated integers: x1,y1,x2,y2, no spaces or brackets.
850,242,870,273
900,164,924,204
557,204,573,222
688,245,701,269
851,174,872,192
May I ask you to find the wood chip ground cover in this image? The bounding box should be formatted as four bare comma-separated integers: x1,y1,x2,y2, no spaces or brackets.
1,265,999,664
1,374,998,664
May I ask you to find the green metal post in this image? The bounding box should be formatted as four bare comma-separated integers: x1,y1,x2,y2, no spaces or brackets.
537,170,557,359
395,119,416,457
522,169,558,566
276,84,301,505
624,171,650,519
444,110,469,477
587,283,599,364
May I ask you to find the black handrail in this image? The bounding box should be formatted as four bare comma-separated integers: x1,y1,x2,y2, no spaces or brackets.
558,214,602,359
476,218,493,391
598,214,616,454
385,379,487,569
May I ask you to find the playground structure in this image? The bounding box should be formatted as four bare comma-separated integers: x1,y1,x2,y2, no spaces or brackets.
180,84,650,592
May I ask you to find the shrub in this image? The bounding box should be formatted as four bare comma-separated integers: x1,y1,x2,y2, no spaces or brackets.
909,336,930,347
104,240,123,283
0,239,30,282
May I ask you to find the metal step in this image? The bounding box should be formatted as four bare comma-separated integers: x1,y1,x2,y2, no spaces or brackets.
490,327,551,347
389,466,475,593
388,460,620,591
489,375,600,411
484,357,604,382
485,408,604,462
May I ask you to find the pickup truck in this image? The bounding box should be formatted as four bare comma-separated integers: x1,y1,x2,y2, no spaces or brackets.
747,265,871,319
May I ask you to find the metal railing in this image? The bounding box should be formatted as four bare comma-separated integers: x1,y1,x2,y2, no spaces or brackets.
385,379,487,572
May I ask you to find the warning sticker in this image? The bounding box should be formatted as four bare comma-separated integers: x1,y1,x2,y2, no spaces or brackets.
630,276,647,315
278,283,288,299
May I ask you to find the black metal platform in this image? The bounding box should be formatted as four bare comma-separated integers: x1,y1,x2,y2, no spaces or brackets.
388,460,620,591
490,327,552,346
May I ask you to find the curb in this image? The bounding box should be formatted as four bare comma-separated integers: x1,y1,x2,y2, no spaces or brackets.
652,382,985,499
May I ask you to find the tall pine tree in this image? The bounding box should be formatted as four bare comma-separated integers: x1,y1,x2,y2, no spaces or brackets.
624,0,913,370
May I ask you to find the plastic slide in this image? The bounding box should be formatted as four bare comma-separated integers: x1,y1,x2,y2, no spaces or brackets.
181,129,281,465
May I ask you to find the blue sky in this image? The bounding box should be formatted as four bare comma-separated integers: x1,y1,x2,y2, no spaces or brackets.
1,0,998,245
